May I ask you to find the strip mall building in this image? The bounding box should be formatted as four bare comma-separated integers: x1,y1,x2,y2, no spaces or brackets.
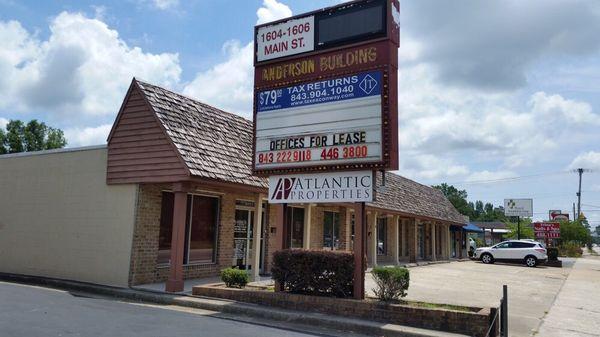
0,80,467,291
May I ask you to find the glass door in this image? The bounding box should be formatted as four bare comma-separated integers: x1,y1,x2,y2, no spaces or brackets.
323,211,340,250
287,207,305,248
234,208,254,270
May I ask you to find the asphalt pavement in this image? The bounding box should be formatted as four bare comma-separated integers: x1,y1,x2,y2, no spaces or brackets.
0,281,324,337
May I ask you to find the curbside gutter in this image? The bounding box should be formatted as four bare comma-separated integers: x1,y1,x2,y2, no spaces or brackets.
0,272,467,337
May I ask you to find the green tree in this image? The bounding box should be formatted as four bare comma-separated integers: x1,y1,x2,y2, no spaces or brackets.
560,220,590,244
505,218,534,239
0,128,6,154
6,120,25,153
1,119,66,153
595,225,600,236
24,120,47,151
44,127,67,150
433,183,472,217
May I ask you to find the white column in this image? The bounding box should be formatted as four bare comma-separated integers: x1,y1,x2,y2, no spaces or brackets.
371,212,378,267
432,223,437,261
303,204,312,249
392,215,400,265
252,194,264,280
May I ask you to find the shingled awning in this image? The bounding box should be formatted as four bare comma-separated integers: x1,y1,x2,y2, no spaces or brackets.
369,172,467,225
134,80,267,189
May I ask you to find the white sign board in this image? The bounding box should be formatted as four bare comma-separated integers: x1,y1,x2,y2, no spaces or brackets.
256,71,382,170
268,171,373,204
504,199,533,217
256,16,314,62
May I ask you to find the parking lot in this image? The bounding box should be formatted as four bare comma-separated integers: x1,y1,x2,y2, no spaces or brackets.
366,259,575,337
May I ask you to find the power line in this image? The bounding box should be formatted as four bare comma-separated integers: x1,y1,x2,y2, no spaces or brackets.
448,170,569,186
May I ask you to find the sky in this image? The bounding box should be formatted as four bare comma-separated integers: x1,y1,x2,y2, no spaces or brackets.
1,0,599,226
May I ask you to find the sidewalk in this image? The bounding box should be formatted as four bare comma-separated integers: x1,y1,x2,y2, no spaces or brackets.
536,253,600,336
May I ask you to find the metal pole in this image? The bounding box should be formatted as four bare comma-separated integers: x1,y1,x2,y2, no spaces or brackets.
577,168,583,220
517,216,521,240
502,284,508,337
353,202,366,300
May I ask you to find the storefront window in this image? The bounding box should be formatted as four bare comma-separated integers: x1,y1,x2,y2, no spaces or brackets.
377,217,387,255
323,211,340,250
157,192,219,265
287,207,305,248
186,195,219,264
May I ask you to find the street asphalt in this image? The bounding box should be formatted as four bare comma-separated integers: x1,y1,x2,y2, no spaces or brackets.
0,281,323,337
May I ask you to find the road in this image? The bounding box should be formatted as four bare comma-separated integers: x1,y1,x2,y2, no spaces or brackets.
0,281,324,337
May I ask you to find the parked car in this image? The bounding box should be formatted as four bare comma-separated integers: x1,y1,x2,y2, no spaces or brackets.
474,240,547,267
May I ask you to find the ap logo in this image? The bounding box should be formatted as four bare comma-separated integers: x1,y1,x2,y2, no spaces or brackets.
507,199,516,208
359,74,378,94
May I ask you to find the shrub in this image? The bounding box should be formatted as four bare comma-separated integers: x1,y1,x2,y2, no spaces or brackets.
220,267,249,288
558,242,583,258
547,247,559,261
371,266,410,301
271,249,354,298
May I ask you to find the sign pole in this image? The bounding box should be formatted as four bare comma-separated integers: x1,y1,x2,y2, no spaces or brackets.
353,202,366,300
517,216,521,240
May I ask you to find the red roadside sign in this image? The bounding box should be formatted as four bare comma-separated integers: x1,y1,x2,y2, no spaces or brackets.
533,222,560,239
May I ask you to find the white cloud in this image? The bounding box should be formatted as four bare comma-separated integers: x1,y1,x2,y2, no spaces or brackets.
0,12,181,118
63,123,112,147
137,0,179,10
183,40,254,117
568,151,600,170
397,59,596,170
0,117,8,129
256,0,292,25
183,0,293,117
398,154,469,180
529,91,599,125
465,170,517,183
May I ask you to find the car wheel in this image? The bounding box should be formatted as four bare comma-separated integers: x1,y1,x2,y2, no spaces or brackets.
525,256,537,267
481,253,494,264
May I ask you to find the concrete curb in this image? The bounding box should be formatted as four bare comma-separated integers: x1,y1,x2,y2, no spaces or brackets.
0,272,467,337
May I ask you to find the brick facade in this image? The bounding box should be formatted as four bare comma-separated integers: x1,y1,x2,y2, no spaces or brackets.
128,183,265,285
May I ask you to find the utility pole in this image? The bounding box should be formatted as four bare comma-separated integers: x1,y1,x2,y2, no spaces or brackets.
575,168,591,221
573,202,576,221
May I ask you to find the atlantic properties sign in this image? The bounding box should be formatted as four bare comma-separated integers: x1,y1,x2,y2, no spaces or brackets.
268,171,373,203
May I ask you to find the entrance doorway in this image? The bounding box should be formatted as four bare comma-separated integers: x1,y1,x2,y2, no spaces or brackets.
286,207,305,248
323,211,340,249
234,200,266,272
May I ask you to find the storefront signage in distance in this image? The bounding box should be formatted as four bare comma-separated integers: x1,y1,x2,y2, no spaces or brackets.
504,198,533,217
268,171,373,204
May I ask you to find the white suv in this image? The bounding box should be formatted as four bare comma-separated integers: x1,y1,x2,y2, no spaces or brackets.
474,240,547,267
